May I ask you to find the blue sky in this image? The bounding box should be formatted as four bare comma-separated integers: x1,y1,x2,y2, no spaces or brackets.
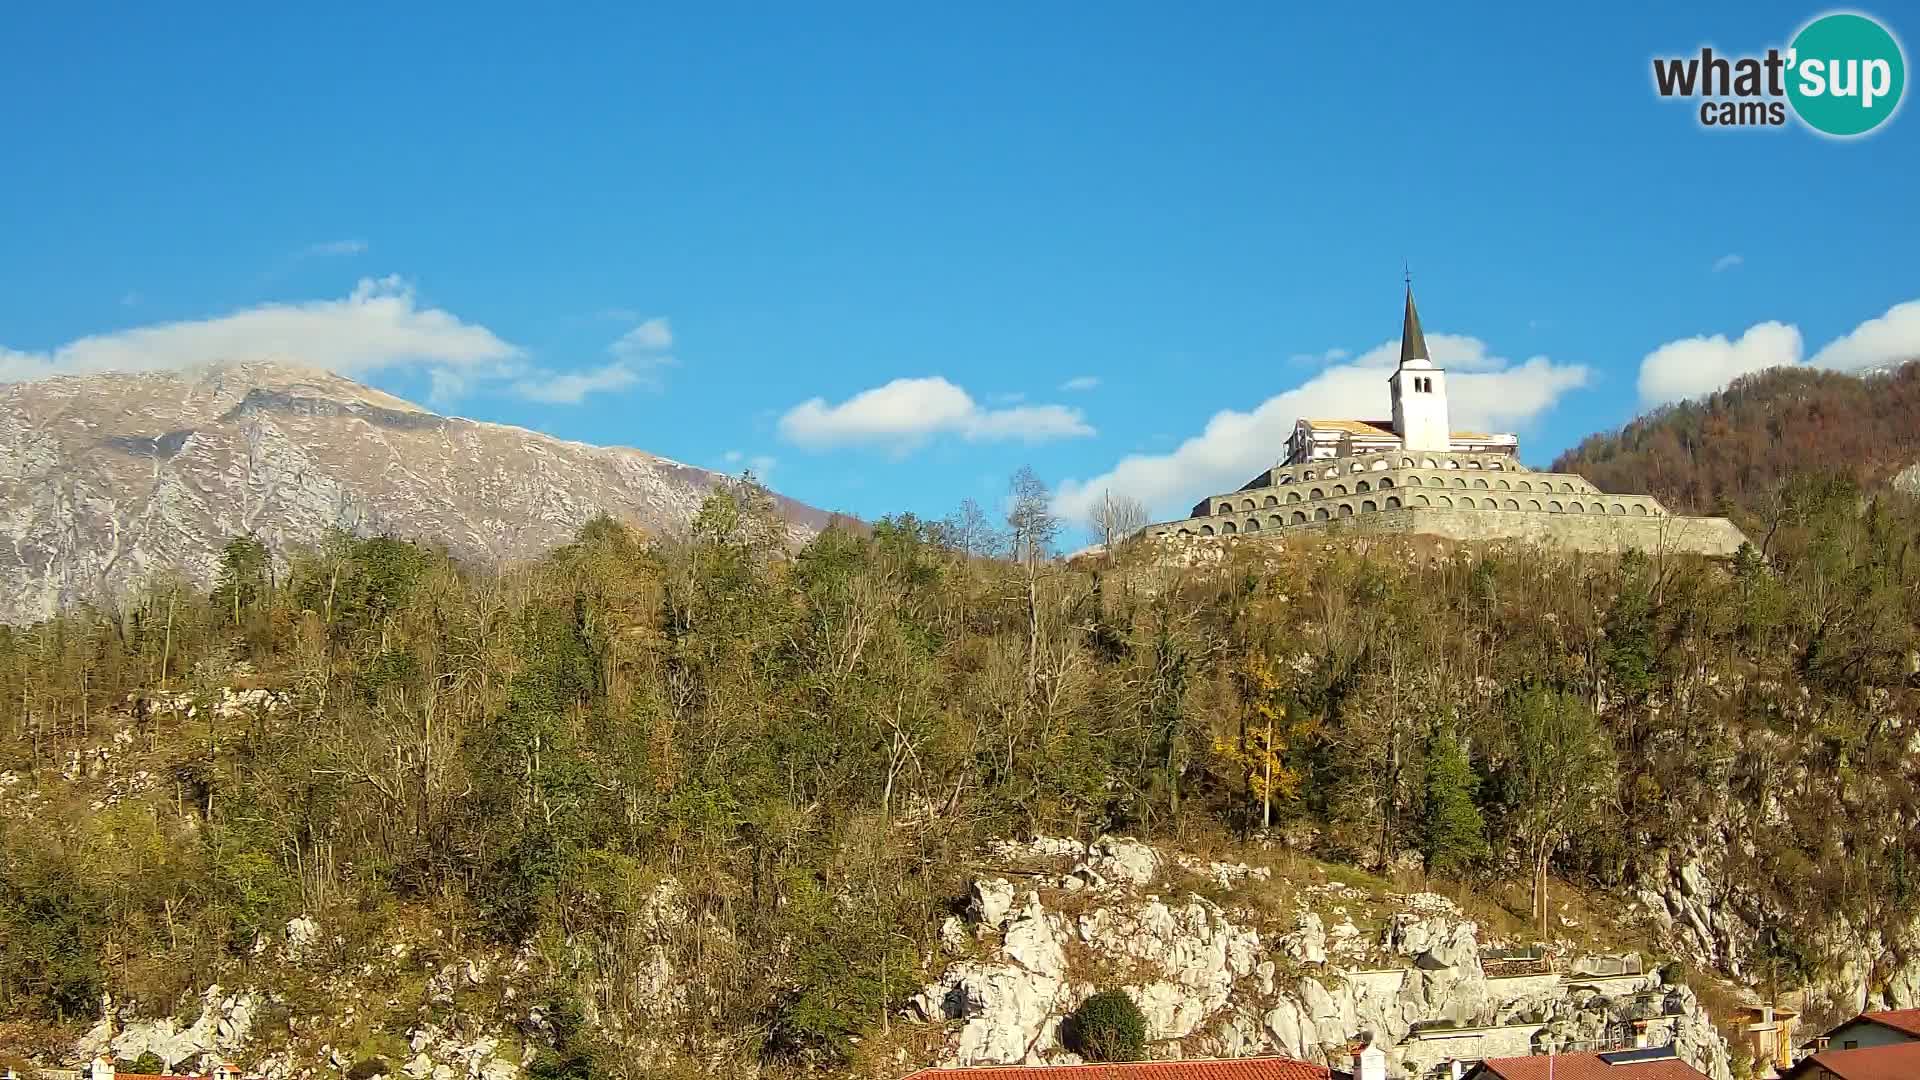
3,3,1917,532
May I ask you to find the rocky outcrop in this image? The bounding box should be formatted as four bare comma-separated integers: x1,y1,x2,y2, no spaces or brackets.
78,987,260,1072
1634,852,1753,977
1634,843,1920,1024
70,918,534,1080
912,892,1074,1065
910,836,1734,1080
1078,897,1264,1039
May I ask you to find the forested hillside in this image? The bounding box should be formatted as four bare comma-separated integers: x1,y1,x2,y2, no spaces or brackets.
0,470,1916,1077
1552,360,1920,519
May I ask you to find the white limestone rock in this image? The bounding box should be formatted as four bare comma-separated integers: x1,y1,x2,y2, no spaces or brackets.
910,959,1070,1066
1280,911,1328,965
987,836,1087,862
1893,461,1920,495
1076,895,1259,1038
970,878,1018,931
913,894,1074,1065
1080,835,1160,887
1261,997,1313,1058
77,1017,117,1062
92,986,259,1069
285,915,321,961
940,915,972,955
1003,896,1068,980
907,834,1738,1079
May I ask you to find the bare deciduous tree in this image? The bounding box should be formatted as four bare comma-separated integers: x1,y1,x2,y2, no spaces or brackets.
1085,490,1150,555
941,497,999,559
1005,467,1059,566
1006,466,1061,701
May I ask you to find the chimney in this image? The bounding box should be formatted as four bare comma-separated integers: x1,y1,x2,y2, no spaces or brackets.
1352,1038,1387,1080
90,1059,116,1080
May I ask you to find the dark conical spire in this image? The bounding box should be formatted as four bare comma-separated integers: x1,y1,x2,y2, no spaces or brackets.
1400,284,1429,365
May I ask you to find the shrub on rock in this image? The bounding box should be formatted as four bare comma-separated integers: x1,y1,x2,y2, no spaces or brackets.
1066,990,1147,1062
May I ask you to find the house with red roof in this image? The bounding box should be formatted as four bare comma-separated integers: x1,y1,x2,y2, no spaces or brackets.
1812,1008,1920,1053
1782,1039,1920,1080
1462,1046,1709,1080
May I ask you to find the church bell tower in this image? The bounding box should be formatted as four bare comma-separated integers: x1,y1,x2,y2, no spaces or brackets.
1388,284,1450,453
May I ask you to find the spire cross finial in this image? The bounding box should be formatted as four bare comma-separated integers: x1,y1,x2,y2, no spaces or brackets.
1404,259,1412,287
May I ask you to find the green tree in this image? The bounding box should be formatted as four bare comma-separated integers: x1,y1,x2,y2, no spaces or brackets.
1498,687,1618,937
1420,725,1488,876
1599,549,1658,704
212,534,271,627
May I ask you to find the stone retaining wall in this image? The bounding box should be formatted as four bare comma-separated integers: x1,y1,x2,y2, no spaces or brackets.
1148,506,1748,557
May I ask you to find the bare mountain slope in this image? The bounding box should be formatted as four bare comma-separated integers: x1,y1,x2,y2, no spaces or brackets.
0,360,837,622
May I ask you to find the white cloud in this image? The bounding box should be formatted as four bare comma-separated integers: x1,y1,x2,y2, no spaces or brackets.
1808,300,1920,371
0,275,519,385
1712,253,1743,274
721,450,778,479
1288,347,1351,367
424,360,532,407
512,361,643,405
1636,322,1801,406
609,317,673,357
512,316,675,405
302,239,368,258
778,376,1094,451
0,278,682,408
1054,332,1589,522
1060,375,1101,391
1634,298,1920,406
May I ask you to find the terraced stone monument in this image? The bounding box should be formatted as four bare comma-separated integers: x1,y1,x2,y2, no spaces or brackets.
1143,288,1749,557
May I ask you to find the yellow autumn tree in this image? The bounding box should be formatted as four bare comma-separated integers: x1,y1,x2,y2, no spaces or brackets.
1214,650,1306,828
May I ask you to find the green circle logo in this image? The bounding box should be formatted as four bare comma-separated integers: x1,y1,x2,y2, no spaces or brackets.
1787,12,1906,136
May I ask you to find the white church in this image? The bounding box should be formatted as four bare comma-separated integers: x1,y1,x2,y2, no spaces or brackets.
1139,287,1750,556
1282,287,1516,466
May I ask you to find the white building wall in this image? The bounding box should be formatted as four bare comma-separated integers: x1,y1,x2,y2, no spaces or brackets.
1390,363,1451,453
1824,1018,1918,1051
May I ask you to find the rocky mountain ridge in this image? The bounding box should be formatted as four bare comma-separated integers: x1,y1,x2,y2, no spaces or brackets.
0,361,837,623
